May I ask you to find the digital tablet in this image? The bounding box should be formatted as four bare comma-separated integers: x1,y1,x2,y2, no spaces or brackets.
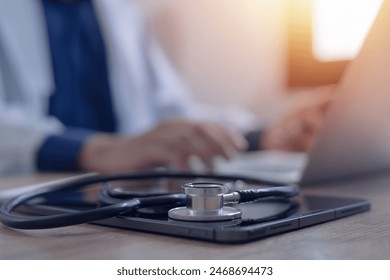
25,194,370,243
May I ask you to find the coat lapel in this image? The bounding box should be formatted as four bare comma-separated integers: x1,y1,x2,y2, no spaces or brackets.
0,0,54,99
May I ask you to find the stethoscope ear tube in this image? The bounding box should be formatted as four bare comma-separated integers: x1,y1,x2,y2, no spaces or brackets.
236,185,299,202
0,172,299,229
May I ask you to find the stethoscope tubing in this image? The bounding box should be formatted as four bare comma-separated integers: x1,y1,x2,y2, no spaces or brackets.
0,172,296,230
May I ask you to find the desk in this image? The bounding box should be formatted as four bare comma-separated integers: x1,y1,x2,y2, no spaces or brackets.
0,172,389,259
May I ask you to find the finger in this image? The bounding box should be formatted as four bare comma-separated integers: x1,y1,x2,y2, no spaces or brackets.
143,144,193,171
162,123,238,169
171,135,216,170
194,123,242,160
157,127,217,170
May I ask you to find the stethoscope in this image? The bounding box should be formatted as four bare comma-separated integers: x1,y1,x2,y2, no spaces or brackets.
0,172,299,230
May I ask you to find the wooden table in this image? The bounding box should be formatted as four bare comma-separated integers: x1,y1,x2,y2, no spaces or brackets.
0,172,389,259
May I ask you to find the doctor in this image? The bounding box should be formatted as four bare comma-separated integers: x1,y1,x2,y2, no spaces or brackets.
0,0,260,175
0,0,325,175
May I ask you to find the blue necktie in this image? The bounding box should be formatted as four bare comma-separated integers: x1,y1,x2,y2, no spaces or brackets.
42,0,117,133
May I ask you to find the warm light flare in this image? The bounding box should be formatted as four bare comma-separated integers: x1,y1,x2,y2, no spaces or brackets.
312,0,383,61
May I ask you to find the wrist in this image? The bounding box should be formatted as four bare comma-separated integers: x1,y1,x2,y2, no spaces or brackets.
37,128,96,172
79,134,118,172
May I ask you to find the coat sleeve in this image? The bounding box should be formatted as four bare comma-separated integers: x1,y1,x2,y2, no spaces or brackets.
0,111,64,175
0,65,65,175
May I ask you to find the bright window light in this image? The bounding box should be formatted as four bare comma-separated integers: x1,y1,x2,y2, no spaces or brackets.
312,0,383,61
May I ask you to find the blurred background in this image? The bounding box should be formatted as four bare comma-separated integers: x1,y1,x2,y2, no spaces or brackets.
140,0,382,123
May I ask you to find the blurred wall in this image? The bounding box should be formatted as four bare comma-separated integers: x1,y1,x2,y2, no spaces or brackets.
141,0,291,122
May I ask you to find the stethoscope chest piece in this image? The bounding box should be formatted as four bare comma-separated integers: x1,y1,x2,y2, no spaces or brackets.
168,182,242,222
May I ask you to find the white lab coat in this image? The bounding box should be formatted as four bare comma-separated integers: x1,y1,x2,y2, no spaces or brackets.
0,0,257,175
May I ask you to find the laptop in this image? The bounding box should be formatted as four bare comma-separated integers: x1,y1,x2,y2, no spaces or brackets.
215,0,390,185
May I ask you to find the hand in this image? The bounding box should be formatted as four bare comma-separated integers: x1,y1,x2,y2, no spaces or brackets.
261,87,335,152
79,119,247,173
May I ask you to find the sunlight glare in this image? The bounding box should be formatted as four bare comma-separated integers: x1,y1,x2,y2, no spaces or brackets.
312,0,383,61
